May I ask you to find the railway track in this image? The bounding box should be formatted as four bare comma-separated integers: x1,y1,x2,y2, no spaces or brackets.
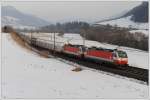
31,44,148,84
57,53,148,83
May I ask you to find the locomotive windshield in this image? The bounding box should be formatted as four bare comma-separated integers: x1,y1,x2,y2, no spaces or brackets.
117,51,127,58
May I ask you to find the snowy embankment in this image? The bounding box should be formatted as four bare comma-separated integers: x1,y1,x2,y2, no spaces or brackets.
129,30,149,36
2,33,148,98
97,16,148,36
97,16,148,30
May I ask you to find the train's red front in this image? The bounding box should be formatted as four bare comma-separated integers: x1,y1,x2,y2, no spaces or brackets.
84,47,128,66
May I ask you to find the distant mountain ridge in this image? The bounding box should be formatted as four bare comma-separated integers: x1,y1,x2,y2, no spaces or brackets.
96,2,148,23
95,2,148,30
123,2,148,23
2,6,51,28
96,10,128,23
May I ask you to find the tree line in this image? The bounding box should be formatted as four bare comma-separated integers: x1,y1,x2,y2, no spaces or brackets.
2,21,148,51
39,22,148,51
80,24,148,51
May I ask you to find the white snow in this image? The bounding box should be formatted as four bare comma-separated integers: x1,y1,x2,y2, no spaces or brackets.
2,33,148,98
63,33,83,40
14,25,37,30
2,16,19,27
130,30,149,36
97,16,148,30
3,16,19,22
2,24,37,30
2,16,37,30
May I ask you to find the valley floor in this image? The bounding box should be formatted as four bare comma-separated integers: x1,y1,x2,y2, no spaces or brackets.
1,33,148,99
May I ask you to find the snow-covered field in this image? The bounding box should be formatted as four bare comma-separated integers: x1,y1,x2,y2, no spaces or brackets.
130,29,149,36
63,33,83,40
97,16,148,30
97,16,149,36
2,16,37,30
1,33,148,99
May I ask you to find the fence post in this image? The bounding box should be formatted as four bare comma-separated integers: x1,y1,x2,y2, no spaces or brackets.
53,32,56,55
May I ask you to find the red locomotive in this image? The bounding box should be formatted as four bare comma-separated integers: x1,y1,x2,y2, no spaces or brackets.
63,44,82,56
63,44,128,66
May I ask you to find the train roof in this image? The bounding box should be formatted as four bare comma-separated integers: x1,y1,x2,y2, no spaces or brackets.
88,46,113,51
66,44,84,47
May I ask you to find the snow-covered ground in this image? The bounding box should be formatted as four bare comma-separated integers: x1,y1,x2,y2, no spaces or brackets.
2,16,19,25
1,33,148,99
2,16,37,30
97,16,148,30
63,33,83,40
130,29,149,36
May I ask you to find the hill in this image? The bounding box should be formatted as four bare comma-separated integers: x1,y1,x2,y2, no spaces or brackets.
95,2,148,30
2,6,50,29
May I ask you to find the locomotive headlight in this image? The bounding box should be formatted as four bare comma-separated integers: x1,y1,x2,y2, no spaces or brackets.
117,58,121,61
123,58,128,62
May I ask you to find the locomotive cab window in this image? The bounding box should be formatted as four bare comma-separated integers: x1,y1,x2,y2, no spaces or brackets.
113,53,117,57
81,46,86,52
117,51,127,58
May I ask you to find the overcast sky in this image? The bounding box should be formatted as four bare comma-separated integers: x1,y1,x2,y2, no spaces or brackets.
2,1,142,23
